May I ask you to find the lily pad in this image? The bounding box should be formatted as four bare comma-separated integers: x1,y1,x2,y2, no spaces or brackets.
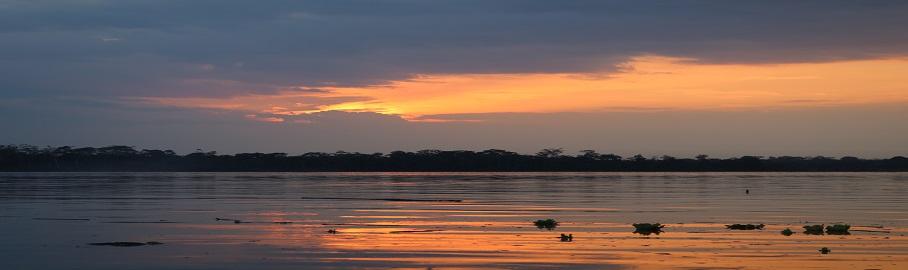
825,224,851,235
726,224,765,230
633,223,665,235
803,224,824,235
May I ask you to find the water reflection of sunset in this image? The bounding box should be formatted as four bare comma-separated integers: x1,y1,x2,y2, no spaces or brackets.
315,220,908,269
160,198,908,269
7,173,907,269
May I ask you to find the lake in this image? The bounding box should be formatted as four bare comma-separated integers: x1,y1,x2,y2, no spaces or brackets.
1,172,906,269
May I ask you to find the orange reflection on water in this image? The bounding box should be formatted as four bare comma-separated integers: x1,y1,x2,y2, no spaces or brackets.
317,222,908,269
159,199,908,269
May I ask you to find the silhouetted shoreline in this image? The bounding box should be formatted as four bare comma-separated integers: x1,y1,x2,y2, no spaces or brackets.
1,145,906,172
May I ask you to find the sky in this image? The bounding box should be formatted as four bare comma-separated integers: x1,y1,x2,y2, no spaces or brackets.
1,0,907,157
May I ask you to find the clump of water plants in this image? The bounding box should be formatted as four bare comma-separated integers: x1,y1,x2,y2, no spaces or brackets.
726,224,765,230
825,224,851,235
215,217,244,224
632,223,665,235
559,233,573,242
534,219,559,230
803,224,824,235
819,247,831,254
781,228,794,236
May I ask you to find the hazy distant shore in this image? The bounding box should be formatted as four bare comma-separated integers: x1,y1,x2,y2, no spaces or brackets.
2,145,906,172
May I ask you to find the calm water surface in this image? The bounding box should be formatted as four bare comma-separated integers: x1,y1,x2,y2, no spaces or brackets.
1,172,906,269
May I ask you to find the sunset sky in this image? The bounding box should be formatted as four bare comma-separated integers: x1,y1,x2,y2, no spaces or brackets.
2,1,907,156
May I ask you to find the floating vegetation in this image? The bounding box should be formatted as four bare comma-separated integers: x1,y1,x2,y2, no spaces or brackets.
632,223,665,235
819,247,831,254
726,224,765,230
559,233,573,242
215,217,244,224
802,224,851,235
89,241,163,247
826,224,851,235
534,219,559,230
803,224,825,235
781,228,794,236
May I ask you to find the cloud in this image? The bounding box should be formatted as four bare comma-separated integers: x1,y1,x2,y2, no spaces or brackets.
2,0,908,100
130,56,908,121
245,114,285,123
3,1,908,157
132,89,374,115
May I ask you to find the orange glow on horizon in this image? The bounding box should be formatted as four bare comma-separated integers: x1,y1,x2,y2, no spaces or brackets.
136,56,908,122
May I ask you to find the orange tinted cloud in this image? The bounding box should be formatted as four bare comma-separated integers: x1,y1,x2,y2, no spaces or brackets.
245,114,286,123
138,56,908,121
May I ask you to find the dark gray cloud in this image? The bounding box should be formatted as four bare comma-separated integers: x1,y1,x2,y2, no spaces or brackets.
2,0,907,98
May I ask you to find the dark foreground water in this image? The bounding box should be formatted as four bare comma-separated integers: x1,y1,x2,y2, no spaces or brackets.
1,172,906,269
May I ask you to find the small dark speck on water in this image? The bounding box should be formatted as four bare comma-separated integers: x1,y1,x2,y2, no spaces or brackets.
88,241,163,247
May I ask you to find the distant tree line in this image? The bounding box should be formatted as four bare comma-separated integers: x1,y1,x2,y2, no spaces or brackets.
1,145,906,172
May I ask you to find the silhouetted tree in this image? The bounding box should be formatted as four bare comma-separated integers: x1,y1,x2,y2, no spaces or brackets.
630,154,647,162
578,150,601,159
536,148,564,158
